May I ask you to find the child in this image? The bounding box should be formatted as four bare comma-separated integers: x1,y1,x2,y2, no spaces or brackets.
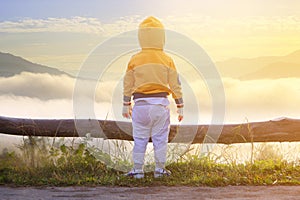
122,16,184,178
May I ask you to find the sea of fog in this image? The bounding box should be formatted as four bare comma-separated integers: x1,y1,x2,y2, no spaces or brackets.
0,72,299,123
1,70,300,165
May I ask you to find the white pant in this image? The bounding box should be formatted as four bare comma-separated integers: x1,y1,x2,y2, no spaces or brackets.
132,102,170,170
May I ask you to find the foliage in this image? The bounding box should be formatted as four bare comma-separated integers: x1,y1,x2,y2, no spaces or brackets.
0,137,300,186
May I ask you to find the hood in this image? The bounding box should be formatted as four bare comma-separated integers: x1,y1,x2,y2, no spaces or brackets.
138,16,165,50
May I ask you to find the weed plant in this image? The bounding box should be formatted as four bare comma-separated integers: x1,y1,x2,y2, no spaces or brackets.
0,136,300,187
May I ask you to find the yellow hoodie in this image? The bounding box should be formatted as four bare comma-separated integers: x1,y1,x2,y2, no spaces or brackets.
123,16,183,105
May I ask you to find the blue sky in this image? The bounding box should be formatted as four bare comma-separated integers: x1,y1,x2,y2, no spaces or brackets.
2,0,300,21
1,0,300,70
0,0,174,21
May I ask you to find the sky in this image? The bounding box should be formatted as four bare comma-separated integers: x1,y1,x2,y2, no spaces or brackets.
0,0,300,124
1,0,300,71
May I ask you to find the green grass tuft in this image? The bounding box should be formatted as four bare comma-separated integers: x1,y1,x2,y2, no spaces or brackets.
0,138,300,187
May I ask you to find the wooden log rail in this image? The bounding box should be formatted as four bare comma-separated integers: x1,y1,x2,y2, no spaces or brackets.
0,116,300,144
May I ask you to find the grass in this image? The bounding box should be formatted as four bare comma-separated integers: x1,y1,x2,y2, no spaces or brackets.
0,137,300,187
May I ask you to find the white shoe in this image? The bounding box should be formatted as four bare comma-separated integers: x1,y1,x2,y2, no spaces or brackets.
154,168,171,178
124,169,144,179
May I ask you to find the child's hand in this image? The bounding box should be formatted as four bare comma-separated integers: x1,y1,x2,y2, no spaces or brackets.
177,107,183,122
178,115,183,122
122,105,132,119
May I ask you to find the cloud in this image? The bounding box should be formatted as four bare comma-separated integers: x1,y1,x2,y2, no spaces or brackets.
0,94,114,120
0,16,141,36
0,17,105,34
163,15,300,60
222,77,300,123
0,72,74,100
0,72,118,119
0,72,120,101
164,15,300,36
0,95,73,119
2,15,300,37
1,72,300,123
177,77,300,123
1,15,300,67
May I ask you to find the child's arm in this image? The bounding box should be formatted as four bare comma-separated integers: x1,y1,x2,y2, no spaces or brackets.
122,65,134,119
168,59,184,122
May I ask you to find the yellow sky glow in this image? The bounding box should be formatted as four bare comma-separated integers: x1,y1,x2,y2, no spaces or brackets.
1,9,300,71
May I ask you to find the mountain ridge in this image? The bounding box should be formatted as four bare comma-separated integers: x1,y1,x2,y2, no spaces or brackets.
240,61,300,80
216,50,300,79
0,52,72,77
2,50,300,80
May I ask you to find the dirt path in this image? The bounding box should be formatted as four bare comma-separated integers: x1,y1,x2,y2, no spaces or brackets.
1,186,300,200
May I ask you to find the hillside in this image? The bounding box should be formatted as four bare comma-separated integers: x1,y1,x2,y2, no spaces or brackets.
0,52,71,77
216,50,300,79
240,62,300,80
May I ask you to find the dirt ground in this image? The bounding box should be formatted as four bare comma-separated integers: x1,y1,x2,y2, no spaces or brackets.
1,186,300,200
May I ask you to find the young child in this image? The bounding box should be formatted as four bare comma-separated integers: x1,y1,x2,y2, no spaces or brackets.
122,16,184,178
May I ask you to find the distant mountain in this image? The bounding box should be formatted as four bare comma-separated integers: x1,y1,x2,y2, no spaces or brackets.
216,50,300,79
0,52,72,77
240,62,300,80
